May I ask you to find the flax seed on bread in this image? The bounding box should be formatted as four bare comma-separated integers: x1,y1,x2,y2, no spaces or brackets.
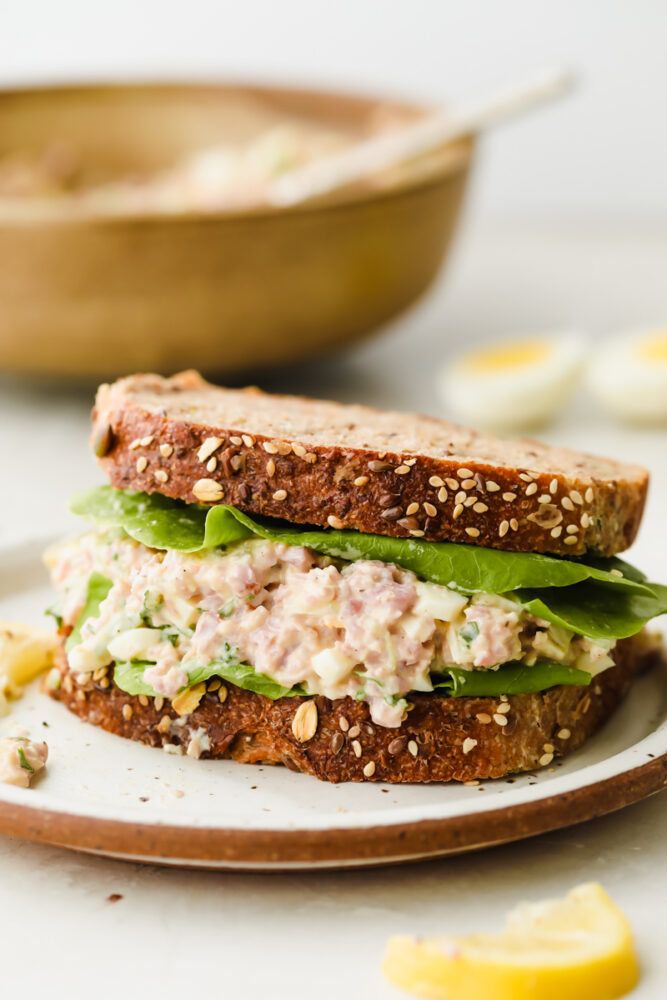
49,634,647,783
92,370,648,556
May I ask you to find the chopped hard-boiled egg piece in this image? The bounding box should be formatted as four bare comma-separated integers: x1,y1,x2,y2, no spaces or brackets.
587,327,667,423
383,882,639,1000
439,336,585,431
311,647,356,685
0,621,57,716
107,627,162,662
413,582,468,623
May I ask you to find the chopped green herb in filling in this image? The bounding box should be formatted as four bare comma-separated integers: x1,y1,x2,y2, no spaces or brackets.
17,746,35,773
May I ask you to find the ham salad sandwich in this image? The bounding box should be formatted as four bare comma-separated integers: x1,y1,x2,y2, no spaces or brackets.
45,371,666,782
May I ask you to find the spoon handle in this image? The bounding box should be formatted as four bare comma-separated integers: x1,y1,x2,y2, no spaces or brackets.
269,66,575,207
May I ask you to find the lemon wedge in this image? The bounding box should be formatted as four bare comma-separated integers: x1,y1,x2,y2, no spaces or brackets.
383,883,639,1000
0,621,57,716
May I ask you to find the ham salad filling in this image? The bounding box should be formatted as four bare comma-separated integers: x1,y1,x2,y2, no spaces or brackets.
48,531,616,728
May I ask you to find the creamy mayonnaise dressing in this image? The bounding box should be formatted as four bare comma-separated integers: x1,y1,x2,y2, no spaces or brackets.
47,531,615,727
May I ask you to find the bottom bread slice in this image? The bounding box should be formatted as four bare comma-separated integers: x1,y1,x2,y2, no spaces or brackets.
48,635,653,783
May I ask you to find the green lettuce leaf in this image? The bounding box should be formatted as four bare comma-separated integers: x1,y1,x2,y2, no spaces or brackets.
69,487,667,642
189,660,303,698
517,582,667,641
113,660,156,696
113,657,302,700
115,658,592,700
45,601,64,630
70,486,651,593
65,572,113,652
210,506,636,591
433,660,592,697
69,486,247,551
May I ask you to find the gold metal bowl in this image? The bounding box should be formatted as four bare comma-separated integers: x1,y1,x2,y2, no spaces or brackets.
0,82,474,378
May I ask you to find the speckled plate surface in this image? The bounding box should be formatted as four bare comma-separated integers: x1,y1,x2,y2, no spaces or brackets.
1,539,665,870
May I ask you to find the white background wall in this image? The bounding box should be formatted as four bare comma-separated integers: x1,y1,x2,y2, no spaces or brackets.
1,0,666,224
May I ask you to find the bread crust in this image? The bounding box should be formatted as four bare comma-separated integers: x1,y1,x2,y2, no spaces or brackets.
91,371,648,556
48,636,645,783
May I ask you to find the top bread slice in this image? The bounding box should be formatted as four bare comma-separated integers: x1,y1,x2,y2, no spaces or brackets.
92,371,648,556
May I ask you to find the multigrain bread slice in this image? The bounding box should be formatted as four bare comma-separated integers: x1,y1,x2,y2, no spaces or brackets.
92,371,648,556
49,635,650,783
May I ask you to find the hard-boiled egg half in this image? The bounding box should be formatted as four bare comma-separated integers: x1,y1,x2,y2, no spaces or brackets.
587,328,667,423
439,336,585,431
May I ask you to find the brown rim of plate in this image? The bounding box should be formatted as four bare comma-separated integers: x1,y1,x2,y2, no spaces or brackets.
0,754,664,871
0,80,474,227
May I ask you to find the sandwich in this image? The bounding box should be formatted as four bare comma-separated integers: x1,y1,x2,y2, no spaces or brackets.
45,370,666,782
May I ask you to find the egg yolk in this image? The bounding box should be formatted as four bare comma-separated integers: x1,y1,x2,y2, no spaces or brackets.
462,340,550,374
638,332,667,363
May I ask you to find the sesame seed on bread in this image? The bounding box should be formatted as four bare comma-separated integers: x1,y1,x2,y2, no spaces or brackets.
92,370,649,556
49,634,646,783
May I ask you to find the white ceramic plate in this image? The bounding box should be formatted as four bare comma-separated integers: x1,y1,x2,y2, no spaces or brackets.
0,539,665,870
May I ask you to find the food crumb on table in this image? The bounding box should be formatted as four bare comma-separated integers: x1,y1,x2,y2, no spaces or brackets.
0,734,48,787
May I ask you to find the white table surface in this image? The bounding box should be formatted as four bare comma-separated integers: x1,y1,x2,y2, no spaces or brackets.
1,218,665,998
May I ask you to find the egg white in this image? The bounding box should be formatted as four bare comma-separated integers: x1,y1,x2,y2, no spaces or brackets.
439,335,585,431
587,328,667,423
